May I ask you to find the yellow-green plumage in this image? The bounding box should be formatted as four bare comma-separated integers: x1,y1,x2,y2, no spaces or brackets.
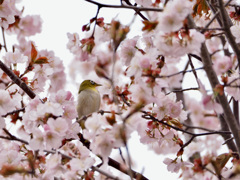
77,80,101,119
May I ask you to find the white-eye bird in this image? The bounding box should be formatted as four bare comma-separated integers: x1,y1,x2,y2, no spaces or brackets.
77,80,101,120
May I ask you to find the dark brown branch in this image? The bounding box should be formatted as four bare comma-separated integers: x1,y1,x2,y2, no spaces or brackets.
2,107,25,118
1,27,8,52
188,54,200,86
202,0,232,33
142,111,232,136
1,128,29,144
84,0,163,12
143,67,204,79
122,0,148,21
0,60,36,99
166,87,199,95
233,99,239,125
78,132,149,180
187,15,240,154
108,158,148,180
90,6,101,38
217,0,240,70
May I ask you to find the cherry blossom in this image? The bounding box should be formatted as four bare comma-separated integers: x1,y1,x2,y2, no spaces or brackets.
3,50,28,66
231,23,240,43
163,157,193,173
0,89,15,115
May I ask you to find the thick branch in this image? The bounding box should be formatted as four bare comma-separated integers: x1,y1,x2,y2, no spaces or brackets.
217,0,240,69
187,16,240,154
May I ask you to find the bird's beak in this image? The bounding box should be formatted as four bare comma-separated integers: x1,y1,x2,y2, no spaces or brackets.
96,83,102,86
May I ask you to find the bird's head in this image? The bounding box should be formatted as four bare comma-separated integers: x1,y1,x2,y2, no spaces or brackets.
78,80,101,93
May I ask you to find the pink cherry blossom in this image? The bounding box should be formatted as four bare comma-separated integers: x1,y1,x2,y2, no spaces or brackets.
157,13,183,33
226,70,240,100
44,129,62,150
202,94,223,114
29,128,45,150
90,131,115,160
163,157,193,173
47,117,69,136
135,0,152,7
231,23,240,43
0,0,19,29
120,36,139,65
42,153,65,179
69,157,95,175
3,50,28,66
0,89,15,115
18,15,42,36
66,32,81,53
213,55,232,75
157,0,195,33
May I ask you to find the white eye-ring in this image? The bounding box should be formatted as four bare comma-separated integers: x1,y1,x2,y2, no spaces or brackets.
90,80,95,85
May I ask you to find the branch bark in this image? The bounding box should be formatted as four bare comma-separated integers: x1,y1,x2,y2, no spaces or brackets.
187,15,240,154
217,0,240,69
0,60,36,99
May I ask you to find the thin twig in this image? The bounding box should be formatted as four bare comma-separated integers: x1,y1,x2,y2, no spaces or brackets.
143,67,205,79
84,0,163,12
183,123,231,133
2,107,25,118
165,87,199,95
1,27,8,52
1,128,29,144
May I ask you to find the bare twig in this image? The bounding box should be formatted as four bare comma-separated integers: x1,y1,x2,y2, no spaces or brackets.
2,107,25,118
1,128,29,144
1,27,8,52
84,0,163,12
165,87,199,95
143,67,205,79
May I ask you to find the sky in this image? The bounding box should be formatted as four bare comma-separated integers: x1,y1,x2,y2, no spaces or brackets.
5,0,182,179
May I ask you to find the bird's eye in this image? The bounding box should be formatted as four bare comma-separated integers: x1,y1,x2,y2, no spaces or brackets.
90,80,95,85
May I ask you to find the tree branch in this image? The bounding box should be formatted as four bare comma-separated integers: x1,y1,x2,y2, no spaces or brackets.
0,60,36,99
187,15,240,154
84,0,163,12
217,0,240,69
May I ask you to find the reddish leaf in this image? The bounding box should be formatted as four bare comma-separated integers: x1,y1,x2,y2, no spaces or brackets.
106,112,116,126
193,0,210,17
211,153,232,176
142,20,158,31
31,43,38,61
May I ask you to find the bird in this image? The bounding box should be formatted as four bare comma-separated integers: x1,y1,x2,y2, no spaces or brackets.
77,80,101,122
